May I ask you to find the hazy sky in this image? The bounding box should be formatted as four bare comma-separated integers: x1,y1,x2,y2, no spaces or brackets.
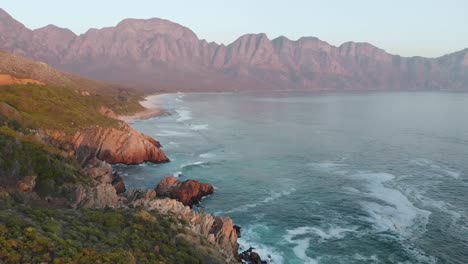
2,0,467,57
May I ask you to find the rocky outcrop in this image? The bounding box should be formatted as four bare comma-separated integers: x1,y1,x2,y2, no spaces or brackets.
239,247,267,264
83,157,113,184
155,176,214,207
0,102,23,123
16,175,37,192
0,8,467,92
111,172,126,194
72,183,120,209
128,195,238,262
72,123,169,165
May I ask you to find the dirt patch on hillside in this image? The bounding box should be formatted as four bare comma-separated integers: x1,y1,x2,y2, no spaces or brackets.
0,74,45,86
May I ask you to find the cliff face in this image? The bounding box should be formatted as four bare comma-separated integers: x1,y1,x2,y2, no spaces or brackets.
71,124,169,165
0,8,467,91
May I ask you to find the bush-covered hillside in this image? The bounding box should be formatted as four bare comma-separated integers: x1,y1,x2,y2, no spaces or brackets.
0,83,143,134
0,126,89,198
0,201,226,264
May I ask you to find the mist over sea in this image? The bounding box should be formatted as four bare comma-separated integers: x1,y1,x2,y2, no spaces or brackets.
116,91,468,264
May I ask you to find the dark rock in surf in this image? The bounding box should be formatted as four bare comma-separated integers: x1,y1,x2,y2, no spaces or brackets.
239,247,267,264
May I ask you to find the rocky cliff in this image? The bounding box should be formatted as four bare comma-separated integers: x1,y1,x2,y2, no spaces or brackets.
71,123,169,165
127,191,239,262
0,8,467,91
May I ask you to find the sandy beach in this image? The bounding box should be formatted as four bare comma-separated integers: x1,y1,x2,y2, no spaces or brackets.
118,93,169,123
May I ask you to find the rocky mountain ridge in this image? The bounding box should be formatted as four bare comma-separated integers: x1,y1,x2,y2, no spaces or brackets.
0,8,466,91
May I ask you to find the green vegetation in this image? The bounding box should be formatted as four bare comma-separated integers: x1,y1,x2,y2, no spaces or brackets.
0,127,89,197
0,202,222,264
0,84,143,134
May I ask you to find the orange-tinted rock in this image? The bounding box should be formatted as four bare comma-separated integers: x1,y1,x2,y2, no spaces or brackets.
1,8,467,92
72,123,169,165
17,175,37,192
155,176,214,207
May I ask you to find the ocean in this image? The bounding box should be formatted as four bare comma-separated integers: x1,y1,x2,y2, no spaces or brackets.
115,91,468,264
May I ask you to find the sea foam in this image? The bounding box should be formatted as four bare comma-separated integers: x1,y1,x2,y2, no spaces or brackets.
176,109,192,122
190,124,209,131
223,187,296,214
284,226,356,263
410,158,461,179
352,172,431,238
308,161,348,175
156,130,190,137
199,152,216,158
238,224,285,264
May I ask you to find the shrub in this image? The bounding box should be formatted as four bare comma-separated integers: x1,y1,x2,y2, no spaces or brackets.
0,203,225,263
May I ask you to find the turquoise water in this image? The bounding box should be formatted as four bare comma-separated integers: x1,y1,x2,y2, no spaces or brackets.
115,92,468,264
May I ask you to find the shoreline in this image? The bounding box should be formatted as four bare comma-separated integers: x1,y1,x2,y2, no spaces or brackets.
118,93,171,123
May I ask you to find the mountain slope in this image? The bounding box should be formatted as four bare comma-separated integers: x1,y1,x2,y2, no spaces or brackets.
0,50,242,263
0,8,466,91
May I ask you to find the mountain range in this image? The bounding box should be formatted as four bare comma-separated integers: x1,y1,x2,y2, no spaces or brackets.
1,8,467,91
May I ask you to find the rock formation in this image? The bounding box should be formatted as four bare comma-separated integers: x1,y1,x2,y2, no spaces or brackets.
0,8,467,92
16,175,37,192
72,123,169,165
72,183,120,209
155,176,214,207
239,247,267,264
111,172,126,194
127,195,239,262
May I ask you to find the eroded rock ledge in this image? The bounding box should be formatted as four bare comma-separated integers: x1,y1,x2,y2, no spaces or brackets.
72,123,169,164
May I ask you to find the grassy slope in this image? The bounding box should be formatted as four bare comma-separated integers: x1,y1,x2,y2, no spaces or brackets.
0,84,119,134
0,50,146,125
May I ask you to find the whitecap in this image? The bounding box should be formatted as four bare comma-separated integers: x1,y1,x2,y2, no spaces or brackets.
173,171,183,178
223,187,296,214
199,152,216,158
262,188,295,203
342,186,360,193
190,124,209,131
176,109,192,122
156,130,190,137
286,226,357,242
238,225,285,264
352,253,380,262
444,170,461,179
284,226,356,263
410,158,461,179
352,172,431,238
308,161,348,173
411,191,463,224
180,161,208,170
409,158,433,166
